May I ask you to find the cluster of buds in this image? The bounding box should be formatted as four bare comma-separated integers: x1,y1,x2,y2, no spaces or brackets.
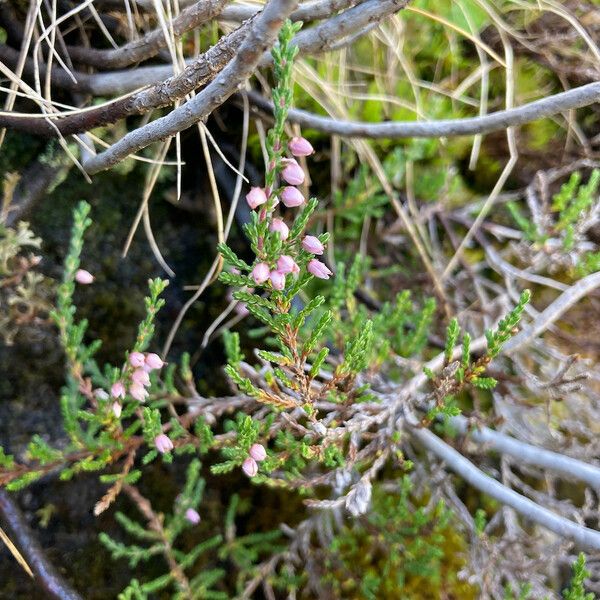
245,136,332,289
110,351,165,417
242,443,266,477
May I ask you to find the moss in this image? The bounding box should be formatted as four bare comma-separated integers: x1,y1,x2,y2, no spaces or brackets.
321,480,477,599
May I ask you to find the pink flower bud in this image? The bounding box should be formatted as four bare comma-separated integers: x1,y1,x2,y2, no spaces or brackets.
270,270,286,291
302,235,324,255
242,457,258,477
307,259,333,280
145,353,164,371
185,508,201,524
132,368,150,387
246,187,268,209
288,136,314,157
276,255,298,274
129,352,145,368
281,159,305,185
269,218,289,240
112,402,122,418
281,186,304,208
154,433,173,454
111,381,126,399
94,389,109,401
130,382,149,402
75,269,94,284
249,443,267,462
251,262,270,285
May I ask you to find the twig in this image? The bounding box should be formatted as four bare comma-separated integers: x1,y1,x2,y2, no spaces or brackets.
0,489,84,600
503,271,600,353
66,0,229,69
82,0,299,174
450,414,600,489
410,425,600,551
220,0,358,23
0,0,407,138
123,485,192,598
246,81,600,138
268,0,409,59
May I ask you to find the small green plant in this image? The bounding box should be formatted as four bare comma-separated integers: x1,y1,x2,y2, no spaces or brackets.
0,219,52,344
100,461,226,600
563,553,594,600
424,290,530,421
507,169,600,277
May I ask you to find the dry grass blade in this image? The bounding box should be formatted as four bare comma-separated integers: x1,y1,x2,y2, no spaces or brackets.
0,525,34,578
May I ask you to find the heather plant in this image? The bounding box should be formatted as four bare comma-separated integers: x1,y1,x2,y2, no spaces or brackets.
2,8,600,599
506,168,600,277
0,218,52,344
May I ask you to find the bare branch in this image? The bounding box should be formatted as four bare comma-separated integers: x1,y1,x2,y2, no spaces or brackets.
0,0,403,137
219,0,360,23
246,82,600,138
410,425,600,551
450,414,600,490
0,489,83,600
81,0,300,174
66,0,229,69
504,271,600,353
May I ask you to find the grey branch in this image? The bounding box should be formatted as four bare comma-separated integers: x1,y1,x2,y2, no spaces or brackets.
220,0,360,22
66,0,230,69
503,271,600,353
0,0,407,138
66,1,362,70
410,426,600,551
449,414,600,490
82,0,297,174
0,489,83,600
268,0,409,59
247,81,600,138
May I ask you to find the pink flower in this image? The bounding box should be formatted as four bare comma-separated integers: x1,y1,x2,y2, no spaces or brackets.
288,136,314,157
302,235,324,255
251,262,270,285
145,353,164,371
130,382,149,402
185,508,201,524
249,443,267,462
94,389,109,401
281,186,304,208
281,159,305,185
132,368,150,387
276,255,298,274
307,259,332,280
111,381,126,399
246,187,268,209
75,269,94,284
154,433,173,454
112,402,122,418
270,270,286,291
129,352,145,368
242,457,258,477
270,218,289,240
